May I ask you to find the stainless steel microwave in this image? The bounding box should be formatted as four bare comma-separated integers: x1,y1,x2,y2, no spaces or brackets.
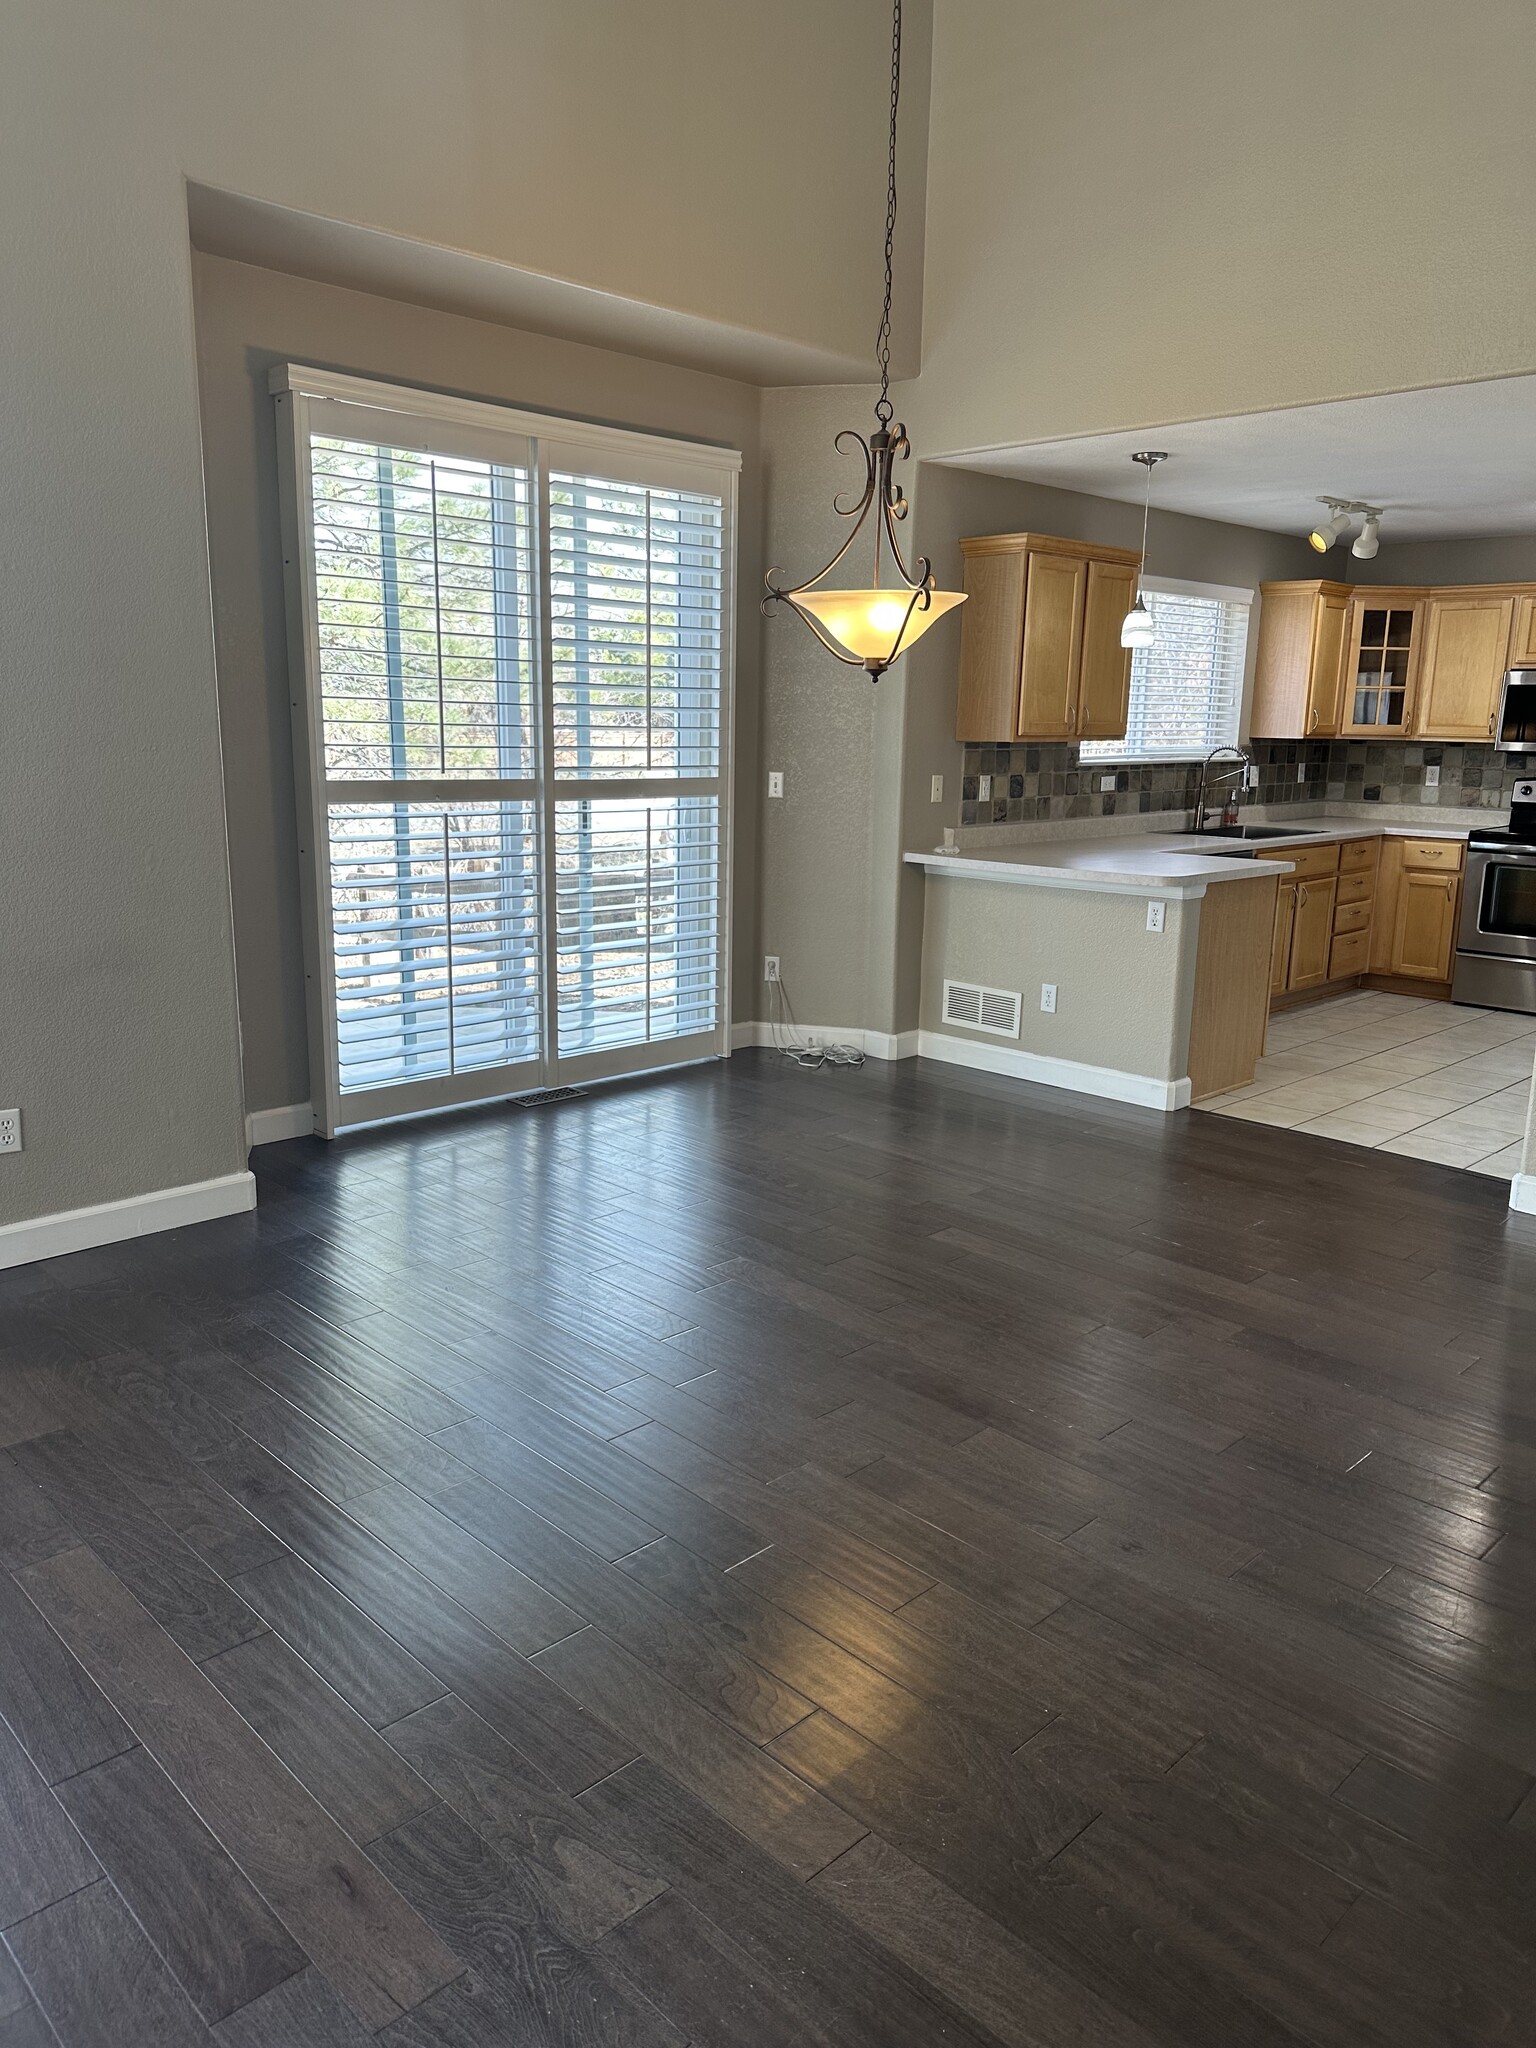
1495,668,1536,751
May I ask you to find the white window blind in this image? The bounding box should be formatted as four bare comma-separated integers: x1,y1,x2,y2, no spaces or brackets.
274,366,737,1135
1080,578,1251,762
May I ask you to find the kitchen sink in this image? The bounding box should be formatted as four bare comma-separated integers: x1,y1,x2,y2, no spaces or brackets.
1182,824,1310,841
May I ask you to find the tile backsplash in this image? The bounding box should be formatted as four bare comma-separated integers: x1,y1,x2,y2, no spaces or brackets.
957,741,1533,828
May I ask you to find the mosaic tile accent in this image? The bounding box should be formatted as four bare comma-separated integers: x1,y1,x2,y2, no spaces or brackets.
956,741,1534,829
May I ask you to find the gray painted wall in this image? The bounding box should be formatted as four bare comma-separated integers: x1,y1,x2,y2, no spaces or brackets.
1352,533,1536,586
193,253,765,1116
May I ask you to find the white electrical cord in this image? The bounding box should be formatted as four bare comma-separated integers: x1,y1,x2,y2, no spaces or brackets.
768,974,866,1070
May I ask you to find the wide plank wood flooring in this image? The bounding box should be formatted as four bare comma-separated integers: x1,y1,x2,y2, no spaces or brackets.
2,1047,1535,2045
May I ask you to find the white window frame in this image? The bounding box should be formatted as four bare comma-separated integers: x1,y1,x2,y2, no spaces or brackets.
270,364,740,1136
1080,575,1254,765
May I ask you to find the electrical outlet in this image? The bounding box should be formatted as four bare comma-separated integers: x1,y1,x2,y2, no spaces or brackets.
1100,774,1117,793
930,774,944,803
1246,764,1260,788
1040,983,1057,1014
767,770,784,799
0,1109,21,1154
1297,763,1308,783
1426,764,1441,787
1146,900,1166,933
763,955,780,982
977,774,992,800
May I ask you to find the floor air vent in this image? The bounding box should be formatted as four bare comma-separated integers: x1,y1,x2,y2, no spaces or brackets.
942,978,1022,1038
510,1086,590,1107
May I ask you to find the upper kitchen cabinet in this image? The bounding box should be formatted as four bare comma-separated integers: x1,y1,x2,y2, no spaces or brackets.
955,534,1142,742
1414,591,1517,739
1339,590,1424,736
1250,580,1351,738
1511,592,1536,669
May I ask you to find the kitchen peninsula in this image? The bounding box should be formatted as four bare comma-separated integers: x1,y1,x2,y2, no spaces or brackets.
907,809,1489,1111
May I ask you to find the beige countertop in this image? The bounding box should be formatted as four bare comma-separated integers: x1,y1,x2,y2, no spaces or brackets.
906,810,1482,897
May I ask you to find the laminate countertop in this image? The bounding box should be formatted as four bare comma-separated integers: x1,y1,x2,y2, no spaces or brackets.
905,814,1479,899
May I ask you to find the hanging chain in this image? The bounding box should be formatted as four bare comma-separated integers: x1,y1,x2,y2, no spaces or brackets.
874,0,902,427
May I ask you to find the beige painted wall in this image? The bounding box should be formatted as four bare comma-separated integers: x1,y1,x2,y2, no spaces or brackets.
918,0,1536,459
0,0,923,1225
917,878,1198,1083
756,385,1316,1032
194,252,766,1115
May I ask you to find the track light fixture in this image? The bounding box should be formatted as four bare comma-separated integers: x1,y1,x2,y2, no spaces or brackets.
1308,497,1382,554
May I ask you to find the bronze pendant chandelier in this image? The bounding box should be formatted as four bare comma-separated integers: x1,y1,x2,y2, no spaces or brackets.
762,0,965,680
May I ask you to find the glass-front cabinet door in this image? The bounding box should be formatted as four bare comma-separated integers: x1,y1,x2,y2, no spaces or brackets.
1341,595,1421,735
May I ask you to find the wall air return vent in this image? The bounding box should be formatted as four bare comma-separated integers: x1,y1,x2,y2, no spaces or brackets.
941,979,1022,1038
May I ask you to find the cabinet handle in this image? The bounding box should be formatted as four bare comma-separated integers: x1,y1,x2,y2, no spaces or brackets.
1308,708,1319,733
1490,711,1496,735
1298,884,1307,907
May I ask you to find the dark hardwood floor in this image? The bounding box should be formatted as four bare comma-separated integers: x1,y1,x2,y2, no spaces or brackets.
2,1047,1535,2045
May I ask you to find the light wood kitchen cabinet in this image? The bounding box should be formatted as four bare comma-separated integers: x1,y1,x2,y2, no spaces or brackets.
955,533,1142,742
1339,592,1423,736
1288,877,1338,988
1415,592,1517,739
1077,558,1140,738
1270,883,1297,996
1392,869,1462,981
1511,592,1536,669
1259,842,1341,995
1371,836,1463,985
1250,581,1351,738
1016,551,1084,738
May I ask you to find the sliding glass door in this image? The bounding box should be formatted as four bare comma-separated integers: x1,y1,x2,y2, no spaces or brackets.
273,369,736,1135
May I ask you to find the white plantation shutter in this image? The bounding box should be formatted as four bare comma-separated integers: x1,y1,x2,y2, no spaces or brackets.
273,368,736,1134
1081,577,1252,762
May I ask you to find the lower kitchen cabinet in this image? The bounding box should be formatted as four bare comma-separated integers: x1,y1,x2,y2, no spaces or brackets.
1391,868,1462,981
1262,833,1461,1003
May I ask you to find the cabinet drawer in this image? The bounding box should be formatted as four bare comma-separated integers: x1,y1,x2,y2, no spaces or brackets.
1333,898,1373,935
1258,841,1340,881
1398,837,1465,873
1336,869,1375,907
1339,837,1378,873
1329,928,1371,978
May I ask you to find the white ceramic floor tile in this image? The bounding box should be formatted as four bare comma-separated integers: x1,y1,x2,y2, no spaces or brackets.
1197,990,1535,1181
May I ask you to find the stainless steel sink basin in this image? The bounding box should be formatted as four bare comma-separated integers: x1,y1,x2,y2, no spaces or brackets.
1183,824,1309,841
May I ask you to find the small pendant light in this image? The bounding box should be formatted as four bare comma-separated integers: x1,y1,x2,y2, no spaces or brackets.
763,0,965,679
1121,451,1167,649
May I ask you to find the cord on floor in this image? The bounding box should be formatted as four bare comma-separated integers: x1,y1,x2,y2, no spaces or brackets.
768,975,865,1070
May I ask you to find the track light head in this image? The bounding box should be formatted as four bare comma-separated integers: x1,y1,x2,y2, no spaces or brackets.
1351,510,1382,560
1309,499,1353,552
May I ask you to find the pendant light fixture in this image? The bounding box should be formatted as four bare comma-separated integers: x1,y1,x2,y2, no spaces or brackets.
1120,451,1168,649
762,0,965,679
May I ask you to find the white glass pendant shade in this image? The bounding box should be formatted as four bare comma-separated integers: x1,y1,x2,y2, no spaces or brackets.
1120,597,1155,649
792,586,967,665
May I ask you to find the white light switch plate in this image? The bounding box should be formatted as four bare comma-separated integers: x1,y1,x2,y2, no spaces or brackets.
931,774,944,802
767,771,784,798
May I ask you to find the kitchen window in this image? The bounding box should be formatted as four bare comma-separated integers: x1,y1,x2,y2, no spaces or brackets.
1080,577,1252,763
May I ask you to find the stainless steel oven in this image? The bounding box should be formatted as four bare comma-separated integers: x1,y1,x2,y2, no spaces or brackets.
1453,780,1536,1011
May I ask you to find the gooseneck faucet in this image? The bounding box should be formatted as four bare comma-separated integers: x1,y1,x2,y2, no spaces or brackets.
1190,745,1253,834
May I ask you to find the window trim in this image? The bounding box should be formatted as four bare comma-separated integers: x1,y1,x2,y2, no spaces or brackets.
1079,574,1254,766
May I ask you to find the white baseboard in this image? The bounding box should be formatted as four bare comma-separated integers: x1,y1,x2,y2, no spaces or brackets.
1510,1172,1536,1215
730,1022,918,1062
0,1170,257,1272
914,1029,1191,1111
245,1102,314,1147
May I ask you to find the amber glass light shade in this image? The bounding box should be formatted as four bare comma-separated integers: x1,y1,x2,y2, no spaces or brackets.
791,586,966,666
